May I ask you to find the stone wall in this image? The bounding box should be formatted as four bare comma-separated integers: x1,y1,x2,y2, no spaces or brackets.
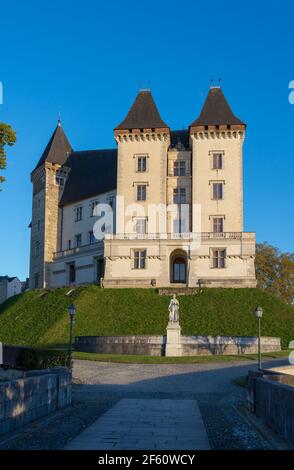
247,371,294,446
75,335,165,356
181,335,280,356
0,368,71,436
75,335,281,356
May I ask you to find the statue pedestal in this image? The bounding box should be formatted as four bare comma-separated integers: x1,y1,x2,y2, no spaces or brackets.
165,322,182,357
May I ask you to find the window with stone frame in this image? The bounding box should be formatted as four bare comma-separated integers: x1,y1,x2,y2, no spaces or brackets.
212,217,224,233
212,182,223,200
212,153,223,170
173,160,186,176
133,249,147,269
212,249,226,268
75,206,83,222
137,155,147,172
173,187,186,204
136,184,147,201
134,218,147,234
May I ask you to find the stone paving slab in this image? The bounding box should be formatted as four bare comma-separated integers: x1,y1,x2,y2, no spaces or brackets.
65,398,210,450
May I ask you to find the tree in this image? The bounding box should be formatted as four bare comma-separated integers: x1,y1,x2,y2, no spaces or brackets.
255,242,294,305
0,122,16,190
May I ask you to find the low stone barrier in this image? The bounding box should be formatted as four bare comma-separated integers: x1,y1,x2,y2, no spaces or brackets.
0,367,71,436
75,335,165,356
247,369,294,446
75,335,281,356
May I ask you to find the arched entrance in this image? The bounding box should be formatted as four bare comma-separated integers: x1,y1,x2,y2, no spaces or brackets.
170,250,187,284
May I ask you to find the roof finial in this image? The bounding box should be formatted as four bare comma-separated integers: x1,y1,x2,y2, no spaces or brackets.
139,81,151,92
58,110,61,127
210,78,221,89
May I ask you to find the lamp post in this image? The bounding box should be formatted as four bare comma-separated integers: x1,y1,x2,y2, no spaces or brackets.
68,303,76,371
255,306,263,370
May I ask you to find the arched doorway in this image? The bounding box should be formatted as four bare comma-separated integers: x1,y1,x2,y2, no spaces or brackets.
170,250,187,284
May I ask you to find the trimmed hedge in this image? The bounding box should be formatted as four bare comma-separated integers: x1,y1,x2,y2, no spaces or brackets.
20,348,69,370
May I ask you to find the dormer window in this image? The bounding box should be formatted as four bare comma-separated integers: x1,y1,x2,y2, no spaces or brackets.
55,176,65,186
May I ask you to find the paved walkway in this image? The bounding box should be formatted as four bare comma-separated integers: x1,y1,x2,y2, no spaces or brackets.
65,398,210,450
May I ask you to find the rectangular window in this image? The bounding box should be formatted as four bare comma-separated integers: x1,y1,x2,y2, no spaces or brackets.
134,249,147,269
75,206,83,221
212,249,226,268
212,153,223,170
34,273,40,288
75,234,82,247
68,240,71,250
35,241,40,257
134,218,147,234
55,176,65,186
137,156,147,172
91,200,98,217
173,187,186,204
173,161,186,176
137,184,147,201
212,183,223,200
213,217,224,233
37,220,41,232
69,264,76,283
89,230,95,244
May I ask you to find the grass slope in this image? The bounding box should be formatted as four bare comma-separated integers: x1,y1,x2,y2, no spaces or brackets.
0,286,293,349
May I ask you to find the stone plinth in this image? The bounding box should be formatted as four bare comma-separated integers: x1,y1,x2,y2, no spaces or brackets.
165,322,182,357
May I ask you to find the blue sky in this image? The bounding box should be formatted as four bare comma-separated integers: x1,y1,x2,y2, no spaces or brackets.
0,0,293,280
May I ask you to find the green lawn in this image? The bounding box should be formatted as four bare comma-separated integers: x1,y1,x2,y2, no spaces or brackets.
73,350,291,364
0,285,293,350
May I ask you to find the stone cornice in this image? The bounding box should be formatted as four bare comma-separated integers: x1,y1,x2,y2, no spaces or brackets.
190,126,245,141
114,129,170,144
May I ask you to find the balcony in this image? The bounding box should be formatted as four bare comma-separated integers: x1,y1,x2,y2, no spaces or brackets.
104,232,255,241
53,232,255,260
53,241,102,260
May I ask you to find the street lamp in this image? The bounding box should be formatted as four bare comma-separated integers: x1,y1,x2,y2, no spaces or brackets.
255,306,263,370
68,303,76,370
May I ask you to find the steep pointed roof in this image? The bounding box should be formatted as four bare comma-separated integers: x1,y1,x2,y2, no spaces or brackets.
115,89,169,130
190,87,245,127
33,121,72,172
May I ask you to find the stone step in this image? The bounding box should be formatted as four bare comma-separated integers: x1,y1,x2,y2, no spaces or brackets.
158,287,202,296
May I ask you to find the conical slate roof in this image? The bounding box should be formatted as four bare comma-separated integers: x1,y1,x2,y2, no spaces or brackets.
190,87,245,127
115,90,169,130
33,122,72,171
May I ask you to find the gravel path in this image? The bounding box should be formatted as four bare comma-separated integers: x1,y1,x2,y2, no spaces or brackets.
0,358,288,450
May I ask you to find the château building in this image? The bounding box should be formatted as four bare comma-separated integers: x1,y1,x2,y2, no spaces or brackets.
29,87,256,289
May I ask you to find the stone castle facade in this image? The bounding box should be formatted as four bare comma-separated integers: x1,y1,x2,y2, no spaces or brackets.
29,87,256,289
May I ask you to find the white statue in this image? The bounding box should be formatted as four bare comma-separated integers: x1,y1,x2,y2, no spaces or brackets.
168,294,179,323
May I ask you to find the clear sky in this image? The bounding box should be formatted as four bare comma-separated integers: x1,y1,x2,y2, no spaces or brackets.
0,0,293,280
